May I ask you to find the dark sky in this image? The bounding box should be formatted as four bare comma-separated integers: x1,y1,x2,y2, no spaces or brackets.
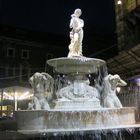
0,0,116,36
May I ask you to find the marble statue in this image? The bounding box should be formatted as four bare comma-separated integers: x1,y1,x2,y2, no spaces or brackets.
28,72,54,110
68,8,84,58
56,75,100,102
103,74,127,108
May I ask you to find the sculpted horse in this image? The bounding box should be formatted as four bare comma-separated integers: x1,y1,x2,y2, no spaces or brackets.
103,74,127,108
28,72,54,110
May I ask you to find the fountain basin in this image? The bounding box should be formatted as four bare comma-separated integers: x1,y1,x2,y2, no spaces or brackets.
15,107,136,132
47,57,105,74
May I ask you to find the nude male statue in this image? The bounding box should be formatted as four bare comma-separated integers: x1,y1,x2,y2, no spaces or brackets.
68,9,84,57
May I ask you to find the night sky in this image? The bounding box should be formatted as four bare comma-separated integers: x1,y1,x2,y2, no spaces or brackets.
0,0,117,58
0,0,116,35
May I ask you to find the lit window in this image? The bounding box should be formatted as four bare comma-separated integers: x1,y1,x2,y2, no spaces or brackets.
7,48,15,57
21,49,29,59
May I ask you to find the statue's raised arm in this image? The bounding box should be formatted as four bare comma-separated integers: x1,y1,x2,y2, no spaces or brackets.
68,9,84,58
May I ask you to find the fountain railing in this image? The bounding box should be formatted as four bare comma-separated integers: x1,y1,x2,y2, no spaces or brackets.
118,91,140,122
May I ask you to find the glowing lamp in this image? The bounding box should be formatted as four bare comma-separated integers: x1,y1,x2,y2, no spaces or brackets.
117,0,122,5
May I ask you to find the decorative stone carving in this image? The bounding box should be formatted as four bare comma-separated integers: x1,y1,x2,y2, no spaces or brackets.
28,72,54,110
103,74,127,108
68,9,84,58
56,78,99,101
54,75,101,109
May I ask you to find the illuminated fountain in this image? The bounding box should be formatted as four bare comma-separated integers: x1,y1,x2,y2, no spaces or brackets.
15,9,137,137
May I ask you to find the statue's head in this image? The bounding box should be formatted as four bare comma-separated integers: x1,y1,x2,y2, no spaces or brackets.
74,8,82,17
107,74,127,88
33,72,42,79
29,72,46,86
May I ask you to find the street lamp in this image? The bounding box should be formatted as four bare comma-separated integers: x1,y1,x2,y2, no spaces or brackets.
117,0,122,5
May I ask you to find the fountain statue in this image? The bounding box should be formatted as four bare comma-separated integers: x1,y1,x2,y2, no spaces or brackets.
68,8,84,57
15,9,137,137
103,74,127,108
28,72,54,110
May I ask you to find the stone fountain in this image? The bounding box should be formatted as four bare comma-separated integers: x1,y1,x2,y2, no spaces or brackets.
15,9,137,137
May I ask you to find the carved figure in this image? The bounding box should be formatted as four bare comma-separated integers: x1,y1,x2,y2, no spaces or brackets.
56,78,100,102
28,72,54,110
68,8,84,57
103,74,127,108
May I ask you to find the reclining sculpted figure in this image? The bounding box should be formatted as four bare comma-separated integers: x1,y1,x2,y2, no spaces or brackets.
28,72,54,110
103,74,127,108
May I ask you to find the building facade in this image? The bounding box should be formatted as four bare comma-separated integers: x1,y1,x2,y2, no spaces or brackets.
115,0,140,51
0,25,68,88
0,26,61,116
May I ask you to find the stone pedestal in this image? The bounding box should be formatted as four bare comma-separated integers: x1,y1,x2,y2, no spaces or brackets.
54,100,101,109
